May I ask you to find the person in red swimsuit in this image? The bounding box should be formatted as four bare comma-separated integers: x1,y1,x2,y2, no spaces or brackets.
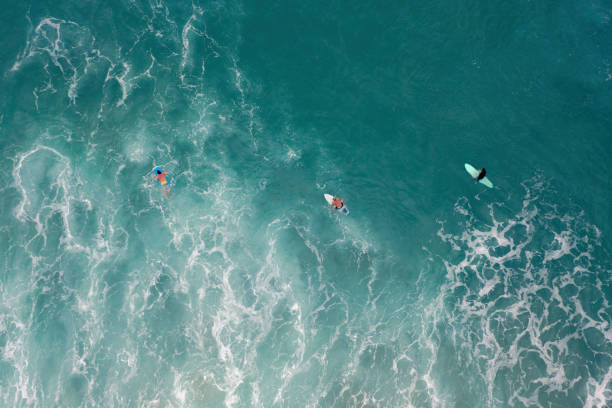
154,168,170,197
331,197,344,209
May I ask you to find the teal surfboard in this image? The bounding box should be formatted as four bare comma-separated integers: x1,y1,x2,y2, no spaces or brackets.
465,163,493,188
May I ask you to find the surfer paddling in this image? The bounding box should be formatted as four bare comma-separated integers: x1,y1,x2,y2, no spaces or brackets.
324,193,349,215
332,197,345,209
154,167,171,197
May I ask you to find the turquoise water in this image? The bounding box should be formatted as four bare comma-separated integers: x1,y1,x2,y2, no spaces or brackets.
1,0,611,406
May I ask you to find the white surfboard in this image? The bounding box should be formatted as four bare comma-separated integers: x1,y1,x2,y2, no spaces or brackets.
324,193,349,215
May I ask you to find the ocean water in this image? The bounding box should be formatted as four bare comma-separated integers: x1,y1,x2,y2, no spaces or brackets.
0,0,611,407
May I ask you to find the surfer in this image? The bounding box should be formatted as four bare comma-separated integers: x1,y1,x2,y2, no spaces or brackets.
332,197,344,210
154,167,170,197
474,168,486,183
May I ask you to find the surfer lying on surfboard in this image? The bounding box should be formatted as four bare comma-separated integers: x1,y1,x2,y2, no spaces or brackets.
154,167,170,197
324,193,349,215
464,163,493,188
332,197,345,209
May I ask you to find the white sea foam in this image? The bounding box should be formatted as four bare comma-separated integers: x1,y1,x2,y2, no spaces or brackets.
6,143,130,405
430,177,611,406
8,13,162,112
